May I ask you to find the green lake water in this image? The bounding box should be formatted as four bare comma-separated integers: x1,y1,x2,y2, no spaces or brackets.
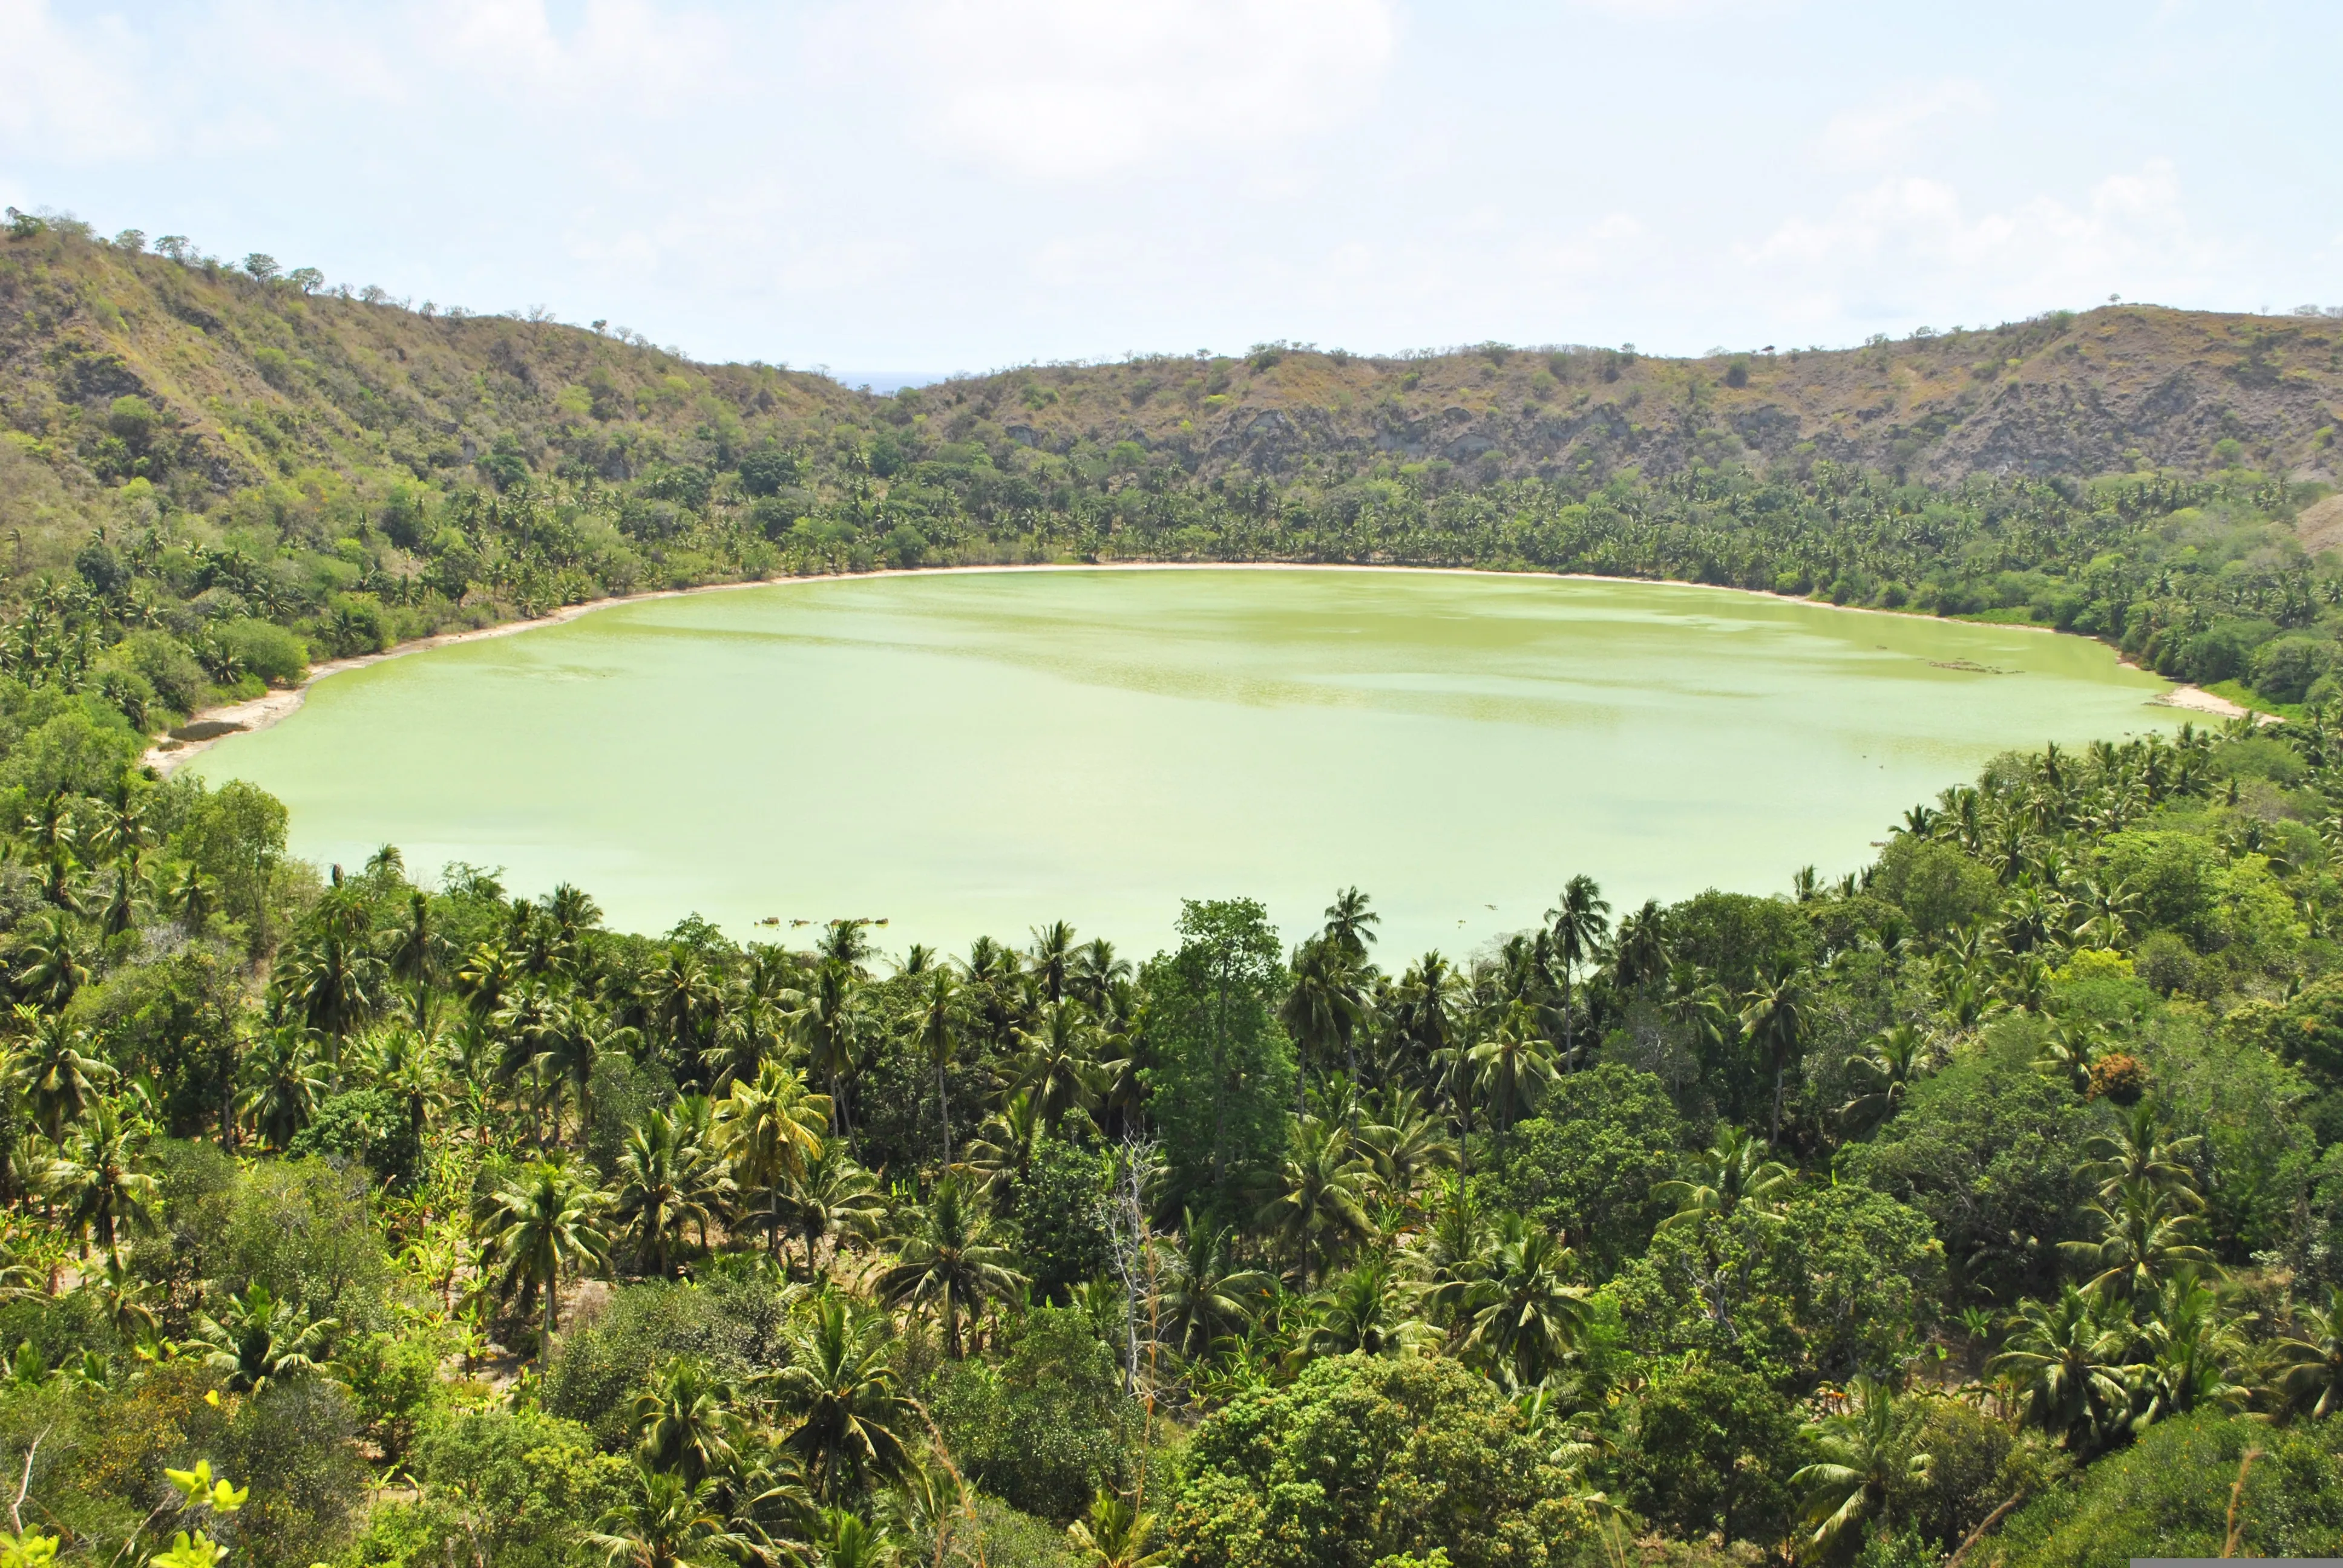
188,567,2186,959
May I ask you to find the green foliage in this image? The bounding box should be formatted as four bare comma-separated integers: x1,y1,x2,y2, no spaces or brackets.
540,1278,795,1448
1167,1355,1593,1568
1141,899,1296,1222
1619,1364,1806,1546
286,1088,420,1186
925,1308,1137,1524
373,1409,629,1568
1996,1411,2343,1566
1476,1063,1683,1274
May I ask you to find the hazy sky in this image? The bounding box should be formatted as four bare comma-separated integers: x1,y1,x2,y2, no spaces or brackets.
7,1,2340,376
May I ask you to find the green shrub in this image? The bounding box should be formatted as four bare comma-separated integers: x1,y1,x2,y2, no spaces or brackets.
1997,1412,2343,1566
217,617,309,684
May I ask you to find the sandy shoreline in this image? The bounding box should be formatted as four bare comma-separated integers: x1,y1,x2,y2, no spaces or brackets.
141,560,2235,776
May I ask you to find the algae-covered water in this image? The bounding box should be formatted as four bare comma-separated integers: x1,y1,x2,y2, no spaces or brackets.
189,567,2185,957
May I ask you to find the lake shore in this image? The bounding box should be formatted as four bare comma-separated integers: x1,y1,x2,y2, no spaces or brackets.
142,560,2225,776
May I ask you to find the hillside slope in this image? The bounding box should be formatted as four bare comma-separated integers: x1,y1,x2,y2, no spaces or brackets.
0,212,2338,738
5,217,2339,541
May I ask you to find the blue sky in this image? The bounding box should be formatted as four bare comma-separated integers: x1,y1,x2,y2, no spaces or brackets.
6,0,2339,375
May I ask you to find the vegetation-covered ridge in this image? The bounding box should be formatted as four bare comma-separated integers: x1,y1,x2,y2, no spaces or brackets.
5,211,2343,734
8,674,2343,1564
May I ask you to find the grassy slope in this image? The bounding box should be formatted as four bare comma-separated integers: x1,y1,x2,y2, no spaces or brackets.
5,226,2340,555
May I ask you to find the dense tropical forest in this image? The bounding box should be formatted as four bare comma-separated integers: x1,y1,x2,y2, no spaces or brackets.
2,211,2341,730
10,207,2343,1568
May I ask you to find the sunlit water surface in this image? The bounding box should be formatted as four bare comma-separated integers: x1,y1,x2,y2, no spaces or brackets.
190,567,2184,958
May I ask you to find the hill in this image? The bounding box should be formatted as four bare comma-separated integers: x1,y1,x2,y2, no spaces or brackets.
0,208,2339,732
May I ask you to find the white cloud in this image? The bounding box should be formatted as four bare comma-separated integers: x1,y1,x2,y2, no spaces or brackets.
828,0,1398,181
1813,79,1993,172
1737,160,2232,328
0,0,154,162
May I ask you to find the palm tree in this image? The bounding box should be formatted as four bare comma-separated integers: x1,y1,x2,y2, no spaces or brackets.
362,1027,450,1155
1305,1256,1426,1358
875,1175,1025,1357
1282,936,1366,1093
237,1025,327,1149
962,1090,1043,1202
191,1283,338,1394
2129,1270,2246,1428
10,1005,114,1142
2081,1103,2203,1207
1546,876,1611,1064
785,1140,885,1281
46,1094,159,1259
2032,1014,2105,1099
1654,1126,1794,1232
385,888,447,1030
12,914,91,1013
1467,1002,1557,1132
772,1292,915,1500
712,1061,830,1259
1737,968,1804,1143
1788,1376,1930,1551
632,1358,745,1486
1068,938,1133,1018
1354,1086,1457,1207
1608,898,1671,994
1456,1218,1591,1387
2059,1177,2216,1301
477,1157,610,1350
1838,1023,1935,1138
1159,1212,1274,1356
1014,1001,1101,1134
808,1508,895,1568
1066,1489,1165,1568
907,968,962,1166
614,1100,731,1279
1988,1286,2134,1452
1028,921,1077,1004
588,1469,747,1568
1323,886,1380,961
1257,1116,1375,1286
2279,1283,2343,1419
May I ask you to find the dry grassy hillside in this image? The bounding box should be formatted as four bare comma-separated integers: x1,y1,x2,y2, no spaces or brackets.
3,217,2338,555
936,309,2343,487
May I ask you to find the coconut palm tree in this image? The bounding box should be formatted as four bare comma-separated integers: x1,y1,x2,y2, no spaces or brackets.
784,1139,885,1281
1837,1023,1935,1138
1323,886,1380,961
614,1099,731,1279
1989,1286,2134,1452
2059,1177,2216,1301
12,915,92,1013
1467,1002,1558,1132
1654,1126,1794,1233
237,1025,327,1150
1354,1086,1457,1207
1158,1212,1274,1356
477,1157,610,1350
1737,968,1804,1143
712,1060,830,1259
632,1358,746,1486
1546,876,1611,1064
772,1292,915,1500
1068,939,1133,1018
962,1090,1044,1202
1455,1218,1591,1387
2279,1283,2343,1419
385,887,447,1030
45,1094,158,1260
1305,1256,1426,1358
1014,1000,1101,1135
588,1469,747,1568
1257,1116,1376,1287
1788,1376,1931,1551
10,1005,114,1143
1028,921,1077,1005
191,1283,338,1395
2081,1103,2203,1207
362,1027,451,1155
907,968,962,1166
1281,936,1366,1094
875,1175,1024,1358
